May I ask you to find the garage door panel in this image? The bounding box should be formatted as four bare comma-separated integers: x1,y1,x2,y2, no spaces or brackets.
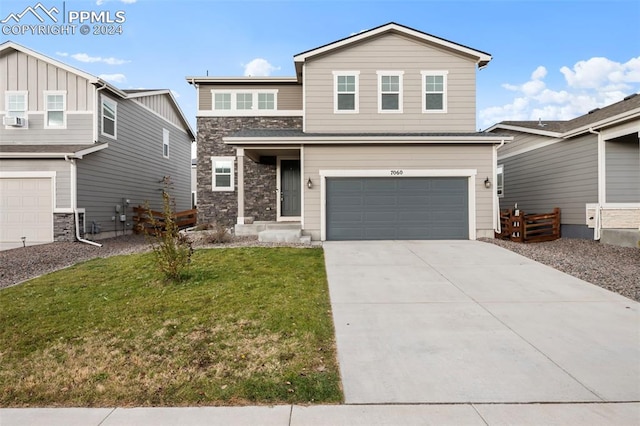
327,177,468,241
0,178,54,246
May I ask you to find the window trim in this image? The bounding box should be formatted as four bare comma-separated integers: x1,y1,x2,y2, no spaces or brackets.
333,71,360,114
4,90,28,129
497,164,504,198
162,128,170,159
421,70,448,113
377,71,404,113
44,90,67,129
211,156,235,192
211,90,278,112
101,95,117,139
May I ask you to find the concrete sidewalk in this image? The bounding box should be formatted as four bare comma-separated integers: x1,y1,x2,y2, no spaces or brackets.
2,403,639,425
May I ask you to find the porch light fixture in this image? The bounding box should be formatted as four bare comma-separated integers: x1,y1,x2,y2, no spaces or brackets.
484,177,491,189
307,177,313,189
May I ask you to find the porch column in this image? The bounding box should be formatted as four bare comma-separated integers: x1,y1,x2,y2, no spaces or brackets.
236,148,245,225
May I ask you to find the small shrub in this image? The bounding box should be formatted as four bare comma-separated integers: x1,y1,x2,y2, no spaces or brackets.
205,223,232,244
145,179,193,282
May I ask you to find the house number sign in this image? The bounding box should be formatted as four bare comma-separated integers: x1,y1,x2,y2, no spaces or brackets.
390,170,404,176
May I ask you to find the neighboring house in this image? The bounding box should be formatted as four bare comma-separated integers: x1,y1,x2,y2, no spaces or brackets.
0,41,195,249
488,93,640,240
188,22,512,241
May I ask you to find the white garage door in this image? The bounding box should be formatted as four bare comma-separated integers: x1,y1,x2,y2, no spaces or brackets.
0,178,53,249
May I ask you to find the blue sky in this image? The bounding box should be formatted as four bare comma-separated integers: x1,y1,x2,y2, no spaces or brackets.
2,0,639,149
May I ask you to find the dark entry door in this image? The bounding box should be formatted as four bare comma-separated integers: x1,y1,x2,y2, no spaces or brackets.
281,160,301,217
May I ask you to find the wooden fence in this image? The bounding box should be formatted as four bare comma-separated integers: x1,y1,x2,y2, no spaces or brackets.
496,208,561,243
132,206,197,235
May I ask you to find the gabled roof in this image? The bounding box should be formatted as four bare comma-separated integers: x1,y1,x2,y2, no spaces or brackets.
123,89,195,140
488,93,640,138
293,22,492,77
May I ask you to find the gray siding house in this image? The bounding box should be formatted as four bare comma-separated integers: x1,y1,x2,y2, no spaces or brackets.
0,42,195,249
187,23,511,241
488,94,640,240
188,22,511,241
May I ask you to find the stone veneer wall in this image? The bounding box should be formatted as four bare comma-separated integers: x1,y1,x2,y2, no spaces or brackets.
197,116,303,227
54,213,76,242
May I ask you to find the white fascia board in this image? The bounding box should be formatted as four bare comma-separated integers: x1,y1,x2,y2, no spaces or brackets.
562,108,640,138
197,110,304,118
125,90,171,98
293,23,491,65
320,169,477,178
73,143,109,158
186,76,298,84
224,136,513,145
487,123,562,138
497,137,564,161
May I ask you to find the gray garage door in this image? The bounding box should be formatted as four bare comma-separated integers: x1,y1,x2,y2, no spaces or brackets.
326,177,468,240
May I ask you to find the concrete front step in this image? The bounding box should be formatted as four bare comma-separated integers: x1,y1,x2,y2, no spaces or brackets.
235,222,301,236
258,229,302,243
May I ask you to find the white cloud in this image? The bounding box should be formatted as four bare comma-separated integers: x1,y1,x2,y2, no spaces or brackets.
99,73,126,83
71,53,130,65
480,56,640,129
56,51,68,57
243,58,280,76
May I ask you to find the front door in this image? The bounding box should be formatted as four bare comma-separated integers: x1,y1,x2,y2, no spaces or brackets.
280,159,301,217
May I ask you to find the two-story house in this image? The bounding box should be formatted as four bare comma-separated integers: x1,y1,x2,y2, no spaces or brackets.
188,22,511,241
0,41,195,250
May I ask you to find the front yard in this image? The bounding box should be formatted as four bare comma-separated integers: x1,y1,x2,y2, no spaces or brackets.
0,247,342,407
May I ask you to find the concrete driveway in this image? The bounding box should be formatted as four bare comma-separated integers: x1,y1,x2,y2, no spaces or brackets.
323,240,640,404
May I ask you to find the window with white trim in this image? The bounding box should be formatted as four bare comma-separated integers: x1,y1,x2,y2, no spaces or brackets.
497,164,504,197
211,156,235,191
377,71,403,112
333,71,359,113
45,91,66,128
212,90,277,111
101,96,117,138
421,71,448,113
5,91,28,126
162,128,170,158
214,92,232,110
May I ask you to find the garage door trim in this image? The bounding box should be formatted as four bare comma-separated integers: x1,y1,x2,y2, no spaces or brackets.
319,169,477,241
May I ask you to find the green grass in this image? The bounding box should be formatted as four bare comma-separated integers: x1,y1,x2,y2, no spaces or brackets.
0,248,342,407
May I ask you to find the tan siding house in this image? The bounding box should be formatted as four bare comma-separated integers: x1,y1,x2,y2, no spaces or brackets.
188,22,510,242
0,41,195,249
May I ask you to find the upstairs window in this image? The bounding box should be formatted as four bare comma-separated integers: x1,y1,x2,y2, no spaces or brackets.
236,93,253,110
422,71,448,113
214,92,232,110
163,128,170,158
333,71,359,113
497,164,504,197
45,91,66,128
258,93,275,110
101,96,117,138
211,156,235,191
5,91,28,127
377,71,403,113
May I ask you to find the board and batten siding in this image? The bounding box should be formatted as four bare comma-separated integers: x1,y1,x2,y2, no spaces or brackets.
0,158,71,209
304,33,477,133
498,134,598,225
198,83,303,111
605,137,640,203
303,144,494,240
77,96,192,234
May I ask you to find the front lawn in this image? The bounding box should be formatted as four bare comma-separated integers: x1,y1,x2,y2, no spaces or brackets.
0,247,342,407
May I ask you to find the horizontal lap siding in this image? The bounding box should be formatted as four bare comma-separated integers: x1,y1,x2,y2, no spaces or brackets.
0,113,93,144
77,97,192,232
198,84,302,111
304,33,477,133
499,135,598,224
0,159,71,208
605,138,640,202
497,130,558,156
303,144,494,239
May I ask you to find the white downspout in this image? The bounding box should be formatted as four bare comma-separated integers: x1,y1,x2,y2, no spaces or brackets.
589,127,603,240
66,157,102,247
494,139,506,234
